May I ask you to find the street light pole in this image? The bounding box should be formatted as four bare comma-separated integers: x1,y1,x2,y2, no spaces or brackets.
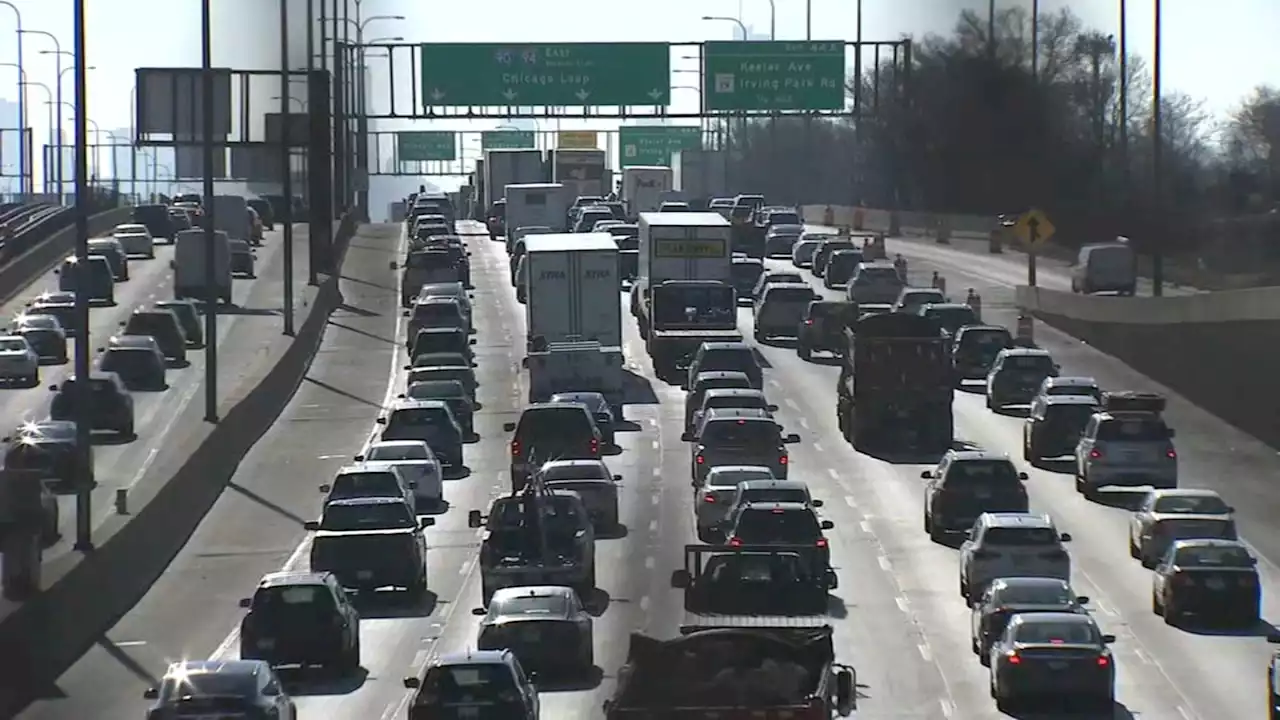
201,0,219,422
72,0,93,552
0,2,27,196
24,32,62,193
1150,0,1163,296
280,0,295,337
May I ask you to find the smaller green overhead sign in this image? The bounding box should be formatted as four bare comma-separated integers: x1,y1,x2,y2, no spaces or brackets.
619,126,701,167
398,131,457,161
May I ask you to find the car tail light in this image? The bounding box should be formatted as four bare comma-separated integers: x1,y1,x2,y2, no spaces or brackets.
816,538,828,548
1096,655,1110,667
1166,449,1177,459
779,454,788,465
589,438,599,455
728,537,743,547
696,454,705,464
703,493,717,503
510,440,521,458
803,319,813,325
1089,449,1102,459
1005,651,1021,665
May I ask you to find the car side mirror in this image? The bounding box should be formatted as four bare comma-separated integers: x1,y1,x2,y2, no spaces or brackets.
784,433,801,444
238,597,251,608
503,422,516,432
835,669,855,714
303,521,319,531
48,384,58,391
680,431,694,442
920,470,932,479
403,365,412,371
1017,471,1028,480
470,327,477,335
407,480,418,488
1226,506,1235,513
811,499,824,507
375,417,386,424
1060,532,1073,542
766,403,779,412
419,517,434,529
469,338,476,345
52,269,59,274
95,347,103,353
403,677,421,689
820,520,835,530
521,357,528,368
1101,634,1116,644
353,454,365,461
389,261,398,270
319,484,332,493
1076,595,1090,605
471,607,487,616
964,529,974,539
612,474,623,482
143,688,159,700
670,569,691,589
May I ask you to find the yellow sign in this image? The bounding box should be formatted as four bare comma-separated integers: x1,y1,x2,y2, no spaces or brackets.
557,131,598,149
653,238,726,258
1013,208,1055,246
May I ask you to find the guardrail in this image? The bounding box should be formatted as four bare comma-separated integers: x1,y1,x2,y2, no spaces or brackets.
0,207,134,306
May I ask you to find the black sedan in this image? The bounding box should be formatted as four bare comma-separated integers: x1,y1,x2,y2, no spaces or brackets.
1152,538,1260,627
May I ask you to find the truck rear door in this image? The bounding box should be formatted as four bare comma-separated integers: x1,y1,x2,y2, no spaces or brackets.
527,251,573,343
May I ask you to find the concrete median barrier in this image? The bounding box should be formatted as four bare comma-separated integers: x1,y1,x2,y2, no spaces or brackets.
0,214,358,717
1017,284,1280,450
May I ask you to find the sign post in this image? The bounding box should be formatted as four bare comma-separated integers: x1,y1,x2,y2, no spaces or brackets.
1012,208,1056,288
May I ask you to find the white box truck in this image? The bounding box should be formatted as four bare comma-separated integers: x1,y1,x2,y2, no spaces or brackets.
173,228,233,303
631,212,740,375
621,166,673,219
504,183,574,240
210,195,251,242
521,233,623,405
550,149,609,200
484,149,545,214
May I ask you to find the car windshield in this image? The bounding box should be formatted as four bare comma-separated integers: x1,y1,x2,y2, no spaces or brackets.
387,407,451,432
945,460,1020,487
1152,494,1230,514
550,394,606,413
1044,404,1097,426
765,274,803,286
767,212,800,225
331,471,400,499
652,285,736,326
742,487,808,504
540,463,608,481
517,408,591,447
854,267,901,284
406,381,465,401
926,307,979,332
319,501,415,530
700,349,757,375
996,582,1073,605
251,584,335,617
367,443,430,461
734,508,821,542
411,368,471,386
495,593,568,617
1014,621,1098,645
706,395,767,412
1175,544,1252,567
1097,417,1169,442
701,420,779,446
793,241,821,260
159,672,256,702
1004,355,1053,371
982,527,1060,546
100,350,156,374
962,330,1011,348
732,262,763,283
0,339,26,352
766,287,814,303
414,303,461,322
421,664,517,703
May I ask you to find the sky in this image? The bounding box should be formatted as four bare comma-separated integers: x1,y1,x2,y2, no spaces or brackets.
0,0,1277,195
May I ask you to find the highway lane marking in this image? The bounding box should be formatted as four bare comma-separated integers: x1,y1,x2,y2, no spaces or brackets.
651,467,661,477
458,559,472,576
648,519,658,533
644,556,655,570
115,640,147,647
859,520,872,534
812,441,823,452
895,596,910,613
877,555,892,572
1177,706,1195,720
650,440,659,450
315,453,346,459
1132,646,1152,664
639,595,650,612
844,495,858,509
797,416,809,429
785,398,800,411
124,448,159,491
916,643,932,661
938,699,954,718
650,494,659,505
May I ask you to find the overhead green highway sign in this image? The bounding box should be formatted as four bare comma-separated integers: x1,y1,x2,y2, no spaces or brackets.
702,41,846,111
619,126,701,167
420,43,671,107
481,130,536,149
397,131,456,161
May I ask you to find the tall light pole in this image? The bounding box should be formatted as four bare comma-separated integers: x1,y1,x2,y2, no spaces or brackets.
56,101,101,177
201,0,219,422
23,32,62,192
1150,0,1163,296
702,15,748,39
279,0,295,337
0,2,26,195
55,64,94,194
1118,0,1129,209
71,0,93,552
353,14,404,219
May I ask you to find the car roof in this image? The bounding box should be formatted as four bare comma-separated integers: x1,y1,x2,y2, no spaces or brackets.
921,303,973,312
992,576,1072,591
1148,488,1222,500
699,341,751,351
694,370,751,382
764,282,812,292
1010,611,1095,626
740,501,810,512
550,391,606,403
523,402,590,413
370,439,430,450
704,408,774,421
436,649,511,666
703,388,766,399
1043,396,1099,407
490,585,575,604
257,570,329,588
980,512,1054,529
326,496,405,508
738,479,808,491
946,449,1010,462
166,659,266,678
541,459,608,470
707,465,775,475
108,335,160,349
1171,538,1248,551
1045,376,1097,386
1000,347,1052,357
390,399,449,411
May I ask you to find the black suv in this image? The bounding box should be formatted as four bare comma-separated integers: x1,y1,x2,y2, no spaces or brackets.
131,204,175,242
720,501,835,571
503,403,602,488
952,325,1013,381
922,451,1030,542
687,341,762,390
120,309,188,365
796,300,857,360
49,373,134,437
238,571,361,672
1023,396,1100,463
408,327,474,361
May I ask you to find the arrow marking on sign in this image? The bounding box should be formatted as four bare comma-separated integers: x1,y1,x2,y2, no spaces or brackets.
1027,215,1040,244
502,89,518,102
575,89,591,102
647,88,663,100
429,89,445,102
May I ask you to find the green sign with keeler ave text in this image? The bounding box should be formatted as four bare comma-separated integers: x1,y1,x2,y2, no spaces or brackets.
482,130,536,149
420,43,671,107
619,126,701,167
398,131,457,162
702,41,846,111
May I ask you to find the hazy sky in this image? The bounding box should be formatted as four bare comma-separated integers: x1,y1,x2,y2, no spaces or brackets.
0,0,1275,186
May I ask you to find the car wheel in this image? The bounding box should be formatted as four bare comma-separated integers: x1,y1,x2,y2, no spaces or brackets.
580,640,594,672
1128,535,1140,559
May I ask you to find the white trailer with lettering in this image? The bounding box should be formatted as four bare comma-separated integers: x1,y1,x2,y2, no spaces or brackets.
522,233,623,404
621,166,673,218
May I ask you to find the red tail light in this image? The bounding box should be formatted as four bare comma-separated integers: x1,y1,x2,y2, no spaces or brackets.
804,318,814,325
1089,449,1102,459
816,538,828,548
728,537,742,547
1096,656,1110,667
1166,450,1177,459
779,455,788,465
510,440,521,457
703,493,716,503
696,454,705,464
1005,651,1021,664
589,438,599,455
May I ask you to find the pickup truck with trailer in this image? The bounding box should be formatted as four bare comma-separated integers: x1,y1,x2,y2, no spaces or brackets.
521,233,623,404
631,212,741,375
836,312,954,454
602,618,856,719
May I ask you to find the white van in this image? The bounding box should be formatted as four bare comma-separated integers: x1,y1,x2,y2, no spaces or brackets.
173,229,233,303
210,195,251,242
1072,242,1136,295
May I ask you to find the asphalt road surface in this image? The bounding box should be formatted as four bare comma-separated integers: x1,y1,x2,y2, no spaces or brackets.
15,220,1270,719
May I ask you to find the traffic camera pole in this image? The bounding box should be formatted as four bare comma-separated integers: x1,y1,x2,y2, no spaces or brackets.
71,0,94,552
201,0,219,423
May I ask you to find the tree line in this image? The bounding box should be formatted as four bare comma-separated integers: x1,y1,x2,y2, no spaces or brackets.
722,6,1280,267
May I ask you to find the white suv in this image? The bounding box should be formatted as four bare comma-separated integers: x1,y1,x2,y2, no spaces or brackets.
959,513,1073,603
0,335,39,386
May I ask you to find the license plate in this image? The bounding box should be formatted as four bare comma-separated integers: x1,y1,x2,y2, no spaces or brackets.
458,707,480,719
974,489,992,499
1206,577,1226,590
520,627,540,642
357,570,373,580
1012,557,1029,566
256,638,275,649
1048,661,1068,670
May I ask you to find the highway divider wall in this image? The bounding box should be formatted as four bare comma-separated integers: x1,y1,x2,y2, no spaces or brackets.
0,207,133,306
0,213,359,716
798,204,995,239
1016,284,1280,449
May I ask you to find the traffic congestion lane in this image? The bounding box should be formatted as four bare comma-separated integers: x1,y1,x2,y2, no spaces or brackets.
29,227,310,568
758,256,1266,717
890,248,1280,568
11,224,394,720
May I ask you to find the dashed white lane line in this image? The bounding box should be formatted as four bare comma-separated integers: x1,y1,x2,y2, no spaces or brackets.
785,398,801,411
812,441,823,452
938,699,954,718
917,643,933,662
648,519,658,533
827,468,840,479
895,596,910,613
877,555,892,572
859,520,872,534
644,556,655,570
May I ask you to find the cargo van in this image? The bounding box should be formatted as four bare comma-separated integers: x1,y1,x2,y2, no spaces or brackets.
173,229,233,303
56,256,115,306
1071,242,1136,295
210,195,251,242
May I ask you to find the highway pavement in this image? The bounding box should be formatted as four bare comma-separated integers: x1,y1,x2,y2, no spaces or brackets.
0,225,312,600
18,218,1272,719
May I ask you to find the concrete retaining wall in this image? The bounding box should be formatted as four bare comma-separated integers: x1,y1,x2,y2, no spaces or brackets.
0,214,358,716
0,207,134,305
798,204,995,238
1016,284,1280,451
